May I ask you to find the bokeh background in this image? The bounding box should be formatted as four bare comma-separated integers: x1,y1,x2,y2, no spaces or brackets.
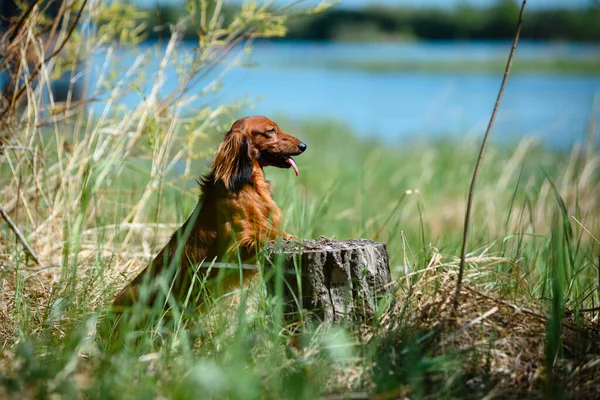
129,0,600,148
2,0,599,147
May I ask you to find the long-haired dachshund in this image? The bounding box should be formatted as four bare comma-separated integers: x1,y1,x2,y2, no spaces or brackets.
112,116,306,313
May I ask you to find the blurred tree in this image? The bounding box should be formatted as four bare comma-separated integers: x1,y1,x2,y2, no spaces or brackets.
454,3,484,39
484,0,520,39
278,2,600,42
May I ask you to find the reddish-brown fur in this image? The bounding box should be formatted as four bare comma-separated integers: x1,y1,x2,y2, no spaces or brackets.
112,116,306,311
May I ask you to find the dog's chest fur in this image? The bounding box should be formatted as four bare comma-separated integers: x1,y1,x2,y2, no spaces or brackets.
220,169,283,251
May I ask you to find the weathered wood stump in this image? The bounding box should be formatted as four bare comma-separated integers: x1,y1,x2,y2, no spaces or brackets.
266,238,392,323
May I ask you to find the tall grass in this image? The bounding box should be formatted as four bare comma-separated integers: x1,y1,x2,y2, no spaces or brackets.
1,1,600,398
2,112,599,396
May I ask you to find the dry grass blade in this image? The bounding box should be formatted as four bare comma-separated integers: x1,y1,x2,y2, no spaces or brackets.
454,0,528,311
0,0,87,122
0,202,41,265
4,0,43,43
572,216,600,245
437,306,498,347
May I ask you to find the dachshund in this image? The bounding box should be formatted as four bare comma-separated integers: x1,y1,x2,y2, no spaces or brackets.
111,116,306,316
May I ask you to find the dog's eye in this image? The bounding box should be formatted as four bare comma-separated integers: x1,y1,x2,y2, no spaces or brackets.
264,128,276,136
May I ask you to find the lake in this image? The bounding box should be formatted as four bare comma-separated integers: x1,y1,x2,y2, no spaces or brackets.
84,40,600,148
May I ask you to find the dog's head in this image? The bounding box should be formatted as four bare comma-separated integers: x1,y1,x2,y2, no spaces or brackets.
213,116,307,191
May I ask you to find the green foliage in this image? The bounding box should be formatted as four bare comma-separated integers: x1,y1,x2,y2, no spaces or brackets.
2,117,600,397
96,2,150,45
119,1,336,42
281,3,600,42
136,1,600,43
1,0,600,398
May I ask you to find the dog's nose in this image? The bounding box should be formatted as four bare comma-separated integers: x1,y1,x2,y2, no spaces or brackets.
298,142,307,153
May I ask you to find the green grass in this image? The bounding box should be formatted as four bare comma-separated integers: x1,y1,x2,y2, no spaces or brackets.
1,116,599,398
2,3,599,395
281,58,600,75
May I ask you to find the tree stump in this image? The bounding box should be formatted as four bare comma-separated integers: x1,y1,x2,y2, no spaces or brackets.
266,238,392,324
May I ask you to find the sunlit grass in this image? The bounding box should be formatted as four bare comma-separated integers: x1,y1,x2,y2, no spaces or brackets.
2,112,599,397
1,2,600,396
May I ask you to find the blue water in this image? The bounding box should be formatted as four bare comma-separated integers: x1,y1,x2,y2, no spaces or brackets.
83,40,600,148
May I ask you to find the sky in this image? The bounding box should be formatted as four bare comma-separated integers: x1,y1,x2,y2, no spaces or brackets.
140,0,591,9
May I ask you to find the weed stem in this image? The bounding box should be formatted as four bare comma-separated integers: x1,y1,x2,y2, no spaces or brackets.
453,0,528,312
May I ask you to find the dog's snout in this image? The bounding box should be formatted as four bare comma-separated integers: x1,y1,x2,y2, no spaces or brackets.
298,142,307,153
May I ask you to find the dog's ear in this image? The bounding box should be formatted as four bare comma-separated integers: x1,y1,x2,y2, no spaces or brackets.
213,128,253,191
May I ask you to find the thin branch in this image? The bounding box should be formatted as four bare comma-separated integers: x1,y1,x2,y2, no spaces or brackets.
453,0,527,311
0,203,41,265
43,0,87,65
580,306,600,313
0,0,88,121
6,0,44,43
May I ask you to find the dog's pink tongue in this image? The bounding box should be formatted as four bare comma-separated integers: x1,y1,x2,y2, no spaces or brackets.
286,157,299,176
